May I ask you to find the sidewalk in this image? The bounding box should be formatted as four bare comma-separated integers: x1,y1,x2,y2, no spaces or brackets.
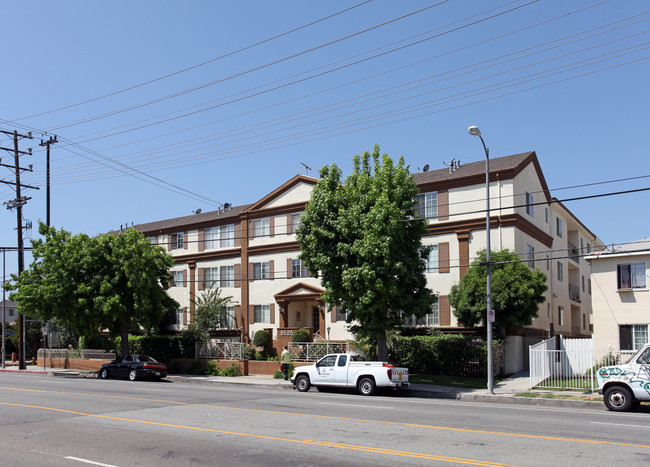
0,365,602,409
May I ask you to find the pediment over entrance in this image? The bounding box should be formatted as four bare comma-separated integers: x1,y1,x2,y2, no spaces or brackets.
274,282,325,304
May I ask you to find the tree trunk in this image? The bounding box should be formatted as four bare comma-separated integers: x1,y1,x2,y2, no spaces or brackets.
376,336,388,362
120,314,129,356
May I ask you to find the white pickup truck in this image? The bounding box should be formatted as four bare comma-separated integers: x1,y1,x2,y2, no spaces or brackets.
291,353,409,396
597,344,650,411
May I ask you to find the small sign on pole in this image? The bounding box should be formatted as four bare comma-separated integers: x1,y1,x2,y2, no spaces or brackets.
488,309,495,323
42,326,48,336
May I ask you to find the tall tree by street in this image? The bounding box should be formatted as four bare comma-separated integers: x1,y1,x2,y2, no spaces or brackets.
297,144,434,361
5,223,178,355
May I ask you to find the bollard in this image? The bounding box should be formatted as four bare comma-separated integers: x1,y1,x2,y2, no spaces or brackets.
11,352,16,362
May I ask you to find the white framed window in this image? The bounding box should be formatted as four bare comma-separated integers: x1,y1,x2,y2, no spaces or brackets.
335,305,349,322
292,259,309,278
220,265,234,288
617,263,646,289
425,245,438,273
254,304,270,323
171,232,184,250
525,192,533,217
171,270,184,287
149,236,156,244
170,308,184,326
403,297,439,327
253,262,270,280
620,324,649,351
291,213,302,233
204,267,219,288
415,192,437,219
526,244,535,268
219,306,236,328
253,218,270,237
557,262,563,282
556,218,562,238
206,224,234,249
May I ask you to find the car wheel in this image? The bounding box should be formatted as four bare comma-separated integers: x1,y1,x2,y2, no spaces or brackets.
129,369,137,381
358,377,376,396
604,385,634,411
99,368,108,379
296,374,310,392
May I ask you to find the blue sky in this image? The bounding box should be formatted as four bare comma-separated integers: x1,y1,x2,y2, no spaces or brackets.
1,0,649,278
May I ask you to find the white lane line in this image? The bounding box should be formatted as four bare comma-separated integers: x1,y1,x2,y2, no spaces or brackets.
129,387,171,392
591,421,650,429
64,456,118,466
319,402,394,409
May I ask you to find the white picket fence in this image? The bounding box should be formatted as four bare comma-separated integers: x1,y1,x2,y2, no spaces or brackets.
529,336,635,392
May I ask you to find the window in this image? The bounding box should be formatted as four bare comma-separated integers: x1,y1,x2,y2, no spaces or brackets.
588,278,592,295
558,306,564,326
206,225,235,249
336,305,349,322
204,267,219,288
525,192,534,217
171,232,184,250
254,304,270,323
556,218,562,238
580,238,584,253
415,192,437,219
557,262,563,282
292,259,309,278
546,255,550,270
253,218,270,237
149,236,156,244
582,313,586,330
8,309,15,317
425,245,438,273
220,265,234,288
291,213,302,233
545,207,548,223
587,242,592,253
526,244,535,268
620,324,649,351
169,308,184,326
582,275,585,292
403,298,439,327
318,355,337,367
171,270,184,287
253,262,270,280
219,306,235,328
547,303,550,319
617,263,646,289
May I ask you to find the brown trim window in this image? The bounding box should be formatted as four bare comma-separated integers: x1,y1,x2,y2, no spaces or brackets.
253,262,270,280
252,218,270,238
171,270,184,287
171,232,184,250
205,224,235,249
415,192,437,220
291,258,309,278
253,304,270,323
425,245,438,273
525,192,534,217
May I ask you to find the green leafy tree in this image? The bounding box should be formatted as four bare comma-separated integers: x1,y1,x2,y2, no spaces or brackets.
297,144,435,361
192,286,237,339
448,249,548,336
5,223,179,356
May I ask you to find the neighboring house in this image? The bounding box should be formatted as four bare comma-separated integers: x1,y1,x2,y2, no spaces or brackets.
132,151,602,371
586,239,650,353
1,300,18,324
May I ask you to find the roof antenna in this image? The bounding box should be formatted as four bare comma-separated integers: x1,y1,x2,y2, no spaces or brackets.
300,162,312,176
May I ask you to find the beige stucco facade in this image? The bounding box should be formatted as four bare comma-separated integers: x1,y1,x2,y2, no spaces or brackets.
133,151,602,369
587,240,650,352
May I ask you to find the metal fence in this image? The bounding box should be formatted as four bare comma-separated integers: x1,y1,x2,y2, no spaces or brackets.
40,349,116,360
529,337,635,392
195,341,246,360
289,342,350,362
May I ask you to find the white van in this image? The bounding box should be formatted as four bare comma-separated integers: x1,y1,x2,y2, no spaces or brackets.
597,344,650,411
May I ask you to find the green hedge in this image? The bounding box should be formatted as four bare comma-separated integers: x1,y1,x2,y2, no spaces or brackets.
113,333,199,363
391,334,504,378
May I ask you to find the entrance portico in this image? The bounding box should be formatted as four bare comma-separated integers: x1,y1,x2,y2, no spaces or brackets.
274,282,326,342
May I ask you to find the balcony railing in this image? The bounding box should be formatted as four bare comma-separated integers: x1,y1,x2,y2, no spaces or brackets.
568,241,579,264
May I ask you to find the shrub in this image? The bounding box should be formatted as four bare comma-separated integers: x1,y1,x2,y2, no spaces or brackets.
255,351,269,360
244,345,256,360
253,329,271,349
392,334,505,378
292,328,311,343
220,363,243,377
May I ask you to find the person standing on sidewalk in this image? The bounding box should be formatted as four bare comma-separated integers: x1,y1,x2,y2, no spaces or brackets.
280,345,291,381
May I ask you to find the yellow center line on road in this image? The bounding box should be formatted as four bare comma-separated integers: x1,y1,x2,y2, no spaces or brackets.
0,401,508,466
1,385,649,450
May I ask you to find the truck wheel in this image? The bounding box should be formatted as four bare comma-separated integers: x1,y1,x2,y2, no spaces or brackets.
358,377,376,396
296,374,311,392
604,386,634,411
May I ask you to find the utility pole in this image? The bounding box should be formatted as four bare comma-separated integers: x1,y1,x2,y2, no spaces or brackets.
39,135,57,227
1,130,37,370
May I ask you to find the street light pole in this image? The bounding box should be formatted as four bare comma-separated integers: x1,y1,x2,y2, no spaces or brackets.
468,125,494,394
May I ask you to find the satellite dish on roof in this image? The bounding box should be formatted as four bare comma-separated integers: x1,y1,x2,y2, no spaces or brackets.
422,164,429,172
193,209,202,214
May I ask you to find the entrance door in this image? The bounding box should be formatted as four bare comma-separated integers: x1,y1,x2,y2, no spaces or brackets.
312,306,320,336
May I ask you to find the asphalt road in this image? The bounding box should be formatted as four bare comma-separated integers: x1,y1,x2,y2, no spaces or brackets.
1,372,649,466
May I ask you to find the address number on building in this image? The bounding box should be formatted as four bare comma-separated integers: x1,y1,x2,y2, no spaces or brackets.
280,330,294,336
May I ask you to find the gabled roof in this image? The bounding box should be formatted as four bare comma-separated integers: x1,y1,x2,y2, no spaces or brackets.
244,174,317,213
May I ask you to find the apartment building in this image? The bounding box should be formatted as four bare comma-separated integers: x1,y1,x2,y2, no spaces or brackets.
132,151,602,368
587,239,650,352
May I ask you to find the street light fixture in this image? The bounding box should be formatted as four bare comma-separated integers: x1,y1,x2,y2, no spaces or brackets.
468,125,494,395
